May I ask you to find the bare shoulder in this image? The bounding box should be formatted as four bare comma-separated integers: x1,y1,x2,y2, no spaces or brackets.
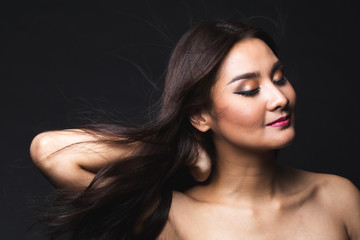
282,167,358,195
319,173,360,238
157,191,208,240
306,171,360,206
318,173,359,224
157,220,181,240
290,168,360,204
292,168,360,238
157,191,191,240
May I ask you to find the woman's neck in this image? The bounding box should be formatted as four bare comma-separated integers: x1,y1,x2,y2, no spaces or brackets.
188,144,281,206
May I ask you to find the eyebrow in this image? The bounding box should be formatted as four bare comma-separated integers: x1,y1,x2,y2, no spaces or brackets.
227,60,283,85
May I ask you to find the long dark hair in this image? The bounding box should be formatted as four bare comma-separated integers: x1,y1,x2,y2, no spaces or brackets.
38,19,278,240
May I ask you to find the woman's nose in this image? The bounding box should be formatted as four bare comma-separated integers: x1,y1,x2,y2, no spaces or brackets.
266,85,289,111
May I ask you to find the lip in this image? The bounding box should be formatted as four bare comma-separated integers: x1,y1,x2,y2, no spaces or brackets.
266,114,291,127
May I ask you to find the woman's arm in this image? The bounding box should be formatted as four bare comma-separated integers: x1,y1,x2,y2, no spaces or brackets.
30,129,136,191
30,129,212,191
341,180,360,239
323,175,360,239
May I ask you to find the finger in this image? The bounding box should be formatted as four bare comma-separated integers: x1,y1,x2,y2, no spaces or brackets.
189,149,211,182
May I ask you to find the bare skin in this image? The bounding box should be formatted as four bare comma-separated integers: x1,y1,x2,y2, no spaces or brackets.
159,168,360,240
30,38,360,239
159,39,360,239
30,129,211,190
30,129,131,190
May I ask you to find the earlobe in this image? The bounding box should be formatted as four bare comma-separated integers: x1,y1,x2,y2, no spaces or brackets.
190,112,211,132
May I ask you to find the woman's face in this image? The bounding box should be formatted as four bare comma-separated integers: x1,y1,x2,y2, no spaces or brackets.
206,38,296,150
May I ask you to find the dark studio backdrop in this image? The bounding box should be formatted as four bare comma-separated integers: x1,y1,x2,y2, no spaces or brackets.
1,0,359,239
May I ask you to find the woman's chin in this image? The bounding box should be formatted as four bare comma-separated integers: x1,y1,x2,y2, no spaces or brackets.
267,130,296,150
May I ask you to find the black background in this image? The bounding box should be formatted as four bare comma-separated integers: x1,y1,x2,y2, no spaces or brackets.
1,0,359,239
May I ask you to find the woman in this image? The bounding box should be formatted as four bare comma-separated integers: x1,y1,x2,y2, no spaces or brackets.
30,19,360,239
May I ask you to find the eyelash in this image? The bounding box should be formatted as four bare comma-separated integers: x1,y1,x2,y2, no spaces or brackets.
274,76,287,86
234,88,260,97
233,76,287,97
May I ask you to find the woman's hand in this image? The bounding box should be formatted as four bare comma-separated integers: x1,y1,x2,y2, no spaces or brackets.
189,147,212,182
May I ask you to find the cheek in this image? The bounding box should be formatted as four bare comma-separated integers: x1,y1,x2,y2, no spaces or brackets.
212,98,265,130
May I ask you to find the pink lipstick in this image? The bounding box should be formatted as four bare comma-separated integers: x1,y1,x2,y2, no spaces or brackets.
266,115,290,127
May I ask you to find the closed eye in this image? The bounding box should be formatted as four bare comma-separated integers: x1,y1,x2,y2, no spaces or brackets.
233,88,260,97
273,76,287,86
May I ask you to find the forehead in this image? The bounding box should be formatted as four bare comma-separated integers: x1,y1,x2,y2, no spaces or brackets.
216,38,278,80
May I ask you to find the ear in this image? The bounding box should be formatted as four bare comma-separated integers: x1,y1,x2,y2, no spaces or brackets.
189,112,212,132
